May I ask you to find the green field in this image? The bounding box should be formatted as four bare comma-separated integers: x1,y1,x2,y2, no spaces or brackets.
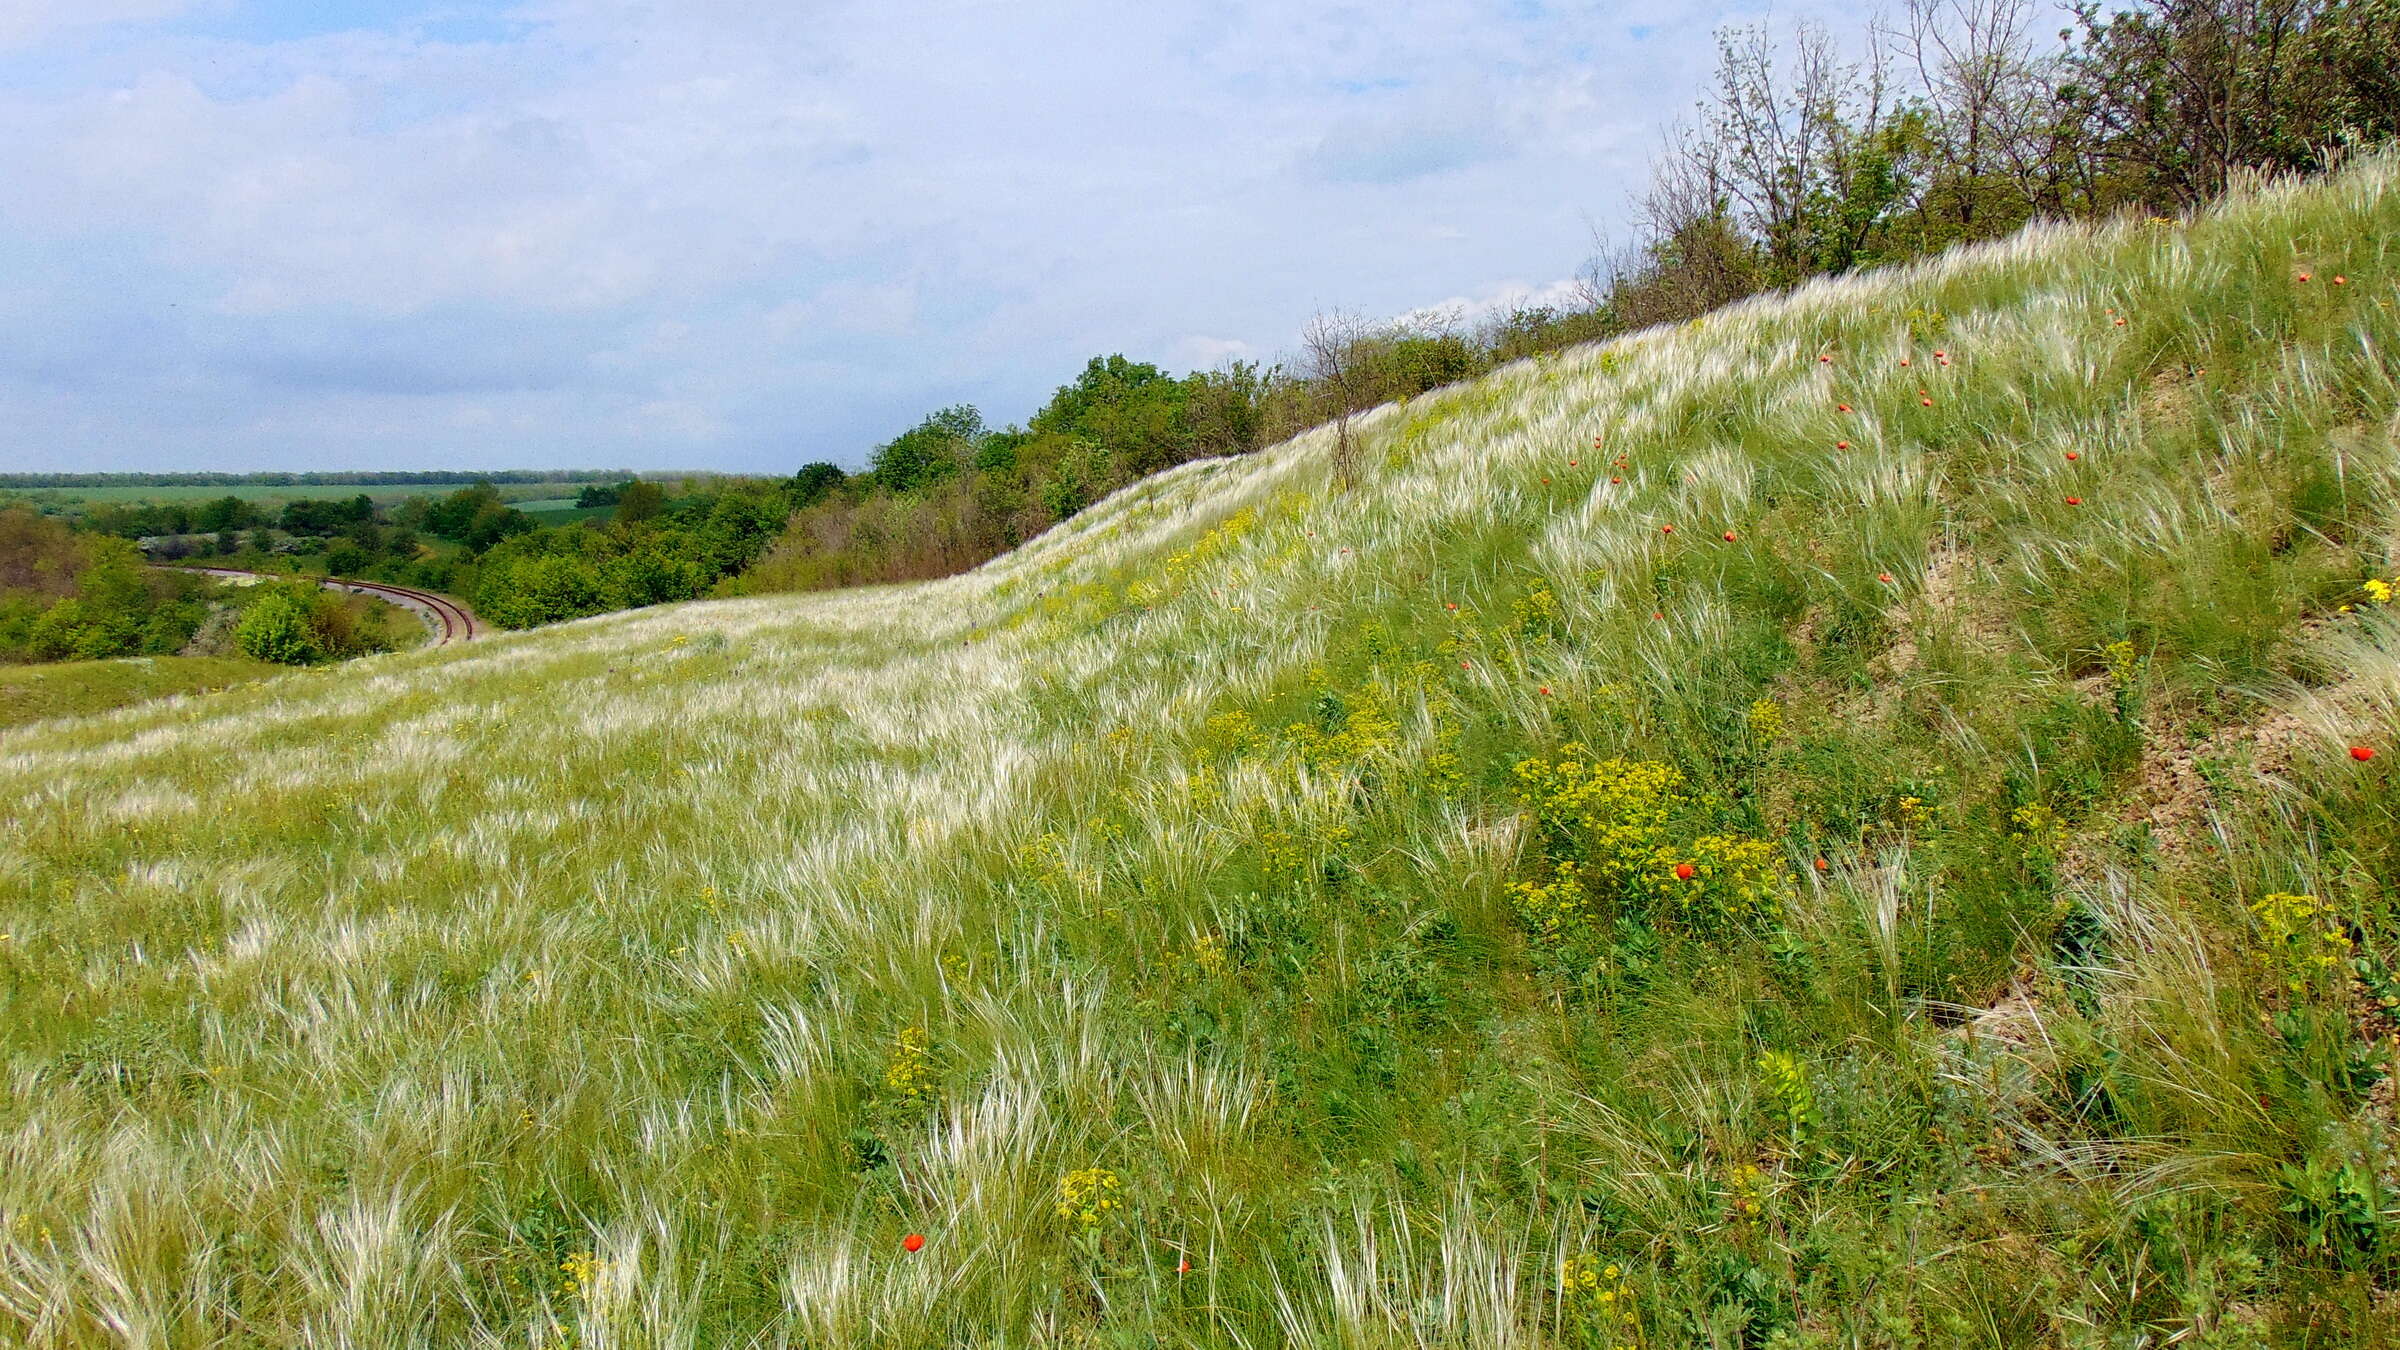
6,165,2400,1344
0,654,286,730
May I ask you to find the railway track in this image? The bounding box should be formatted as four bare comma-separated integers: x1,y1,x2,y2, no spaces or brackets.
175,568,483,645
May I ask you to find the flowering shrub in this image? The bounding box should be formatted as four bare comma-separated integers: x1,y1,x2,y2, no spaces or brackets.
1511,747,1786,934
1512,585,1566,641
882,1026,933,1108
1057,1167,1124,1227
1725,1163,1766,1220
2250,892,2354,994
1744,697,1785,745
1559,1252,1641,1348
1282,687,1399,771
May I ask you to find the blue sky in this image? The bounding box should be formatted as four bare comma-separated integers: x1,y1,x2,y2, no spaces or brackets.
1,0,1869,473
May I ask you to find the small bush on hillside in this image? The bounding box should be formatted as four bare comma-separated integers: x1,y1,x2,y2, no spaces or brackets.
1512,746,1787,940
233,591,323,665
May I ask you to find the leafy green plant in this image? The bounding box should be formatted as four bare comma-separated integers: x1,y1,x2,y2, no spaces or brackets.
232,590,322,665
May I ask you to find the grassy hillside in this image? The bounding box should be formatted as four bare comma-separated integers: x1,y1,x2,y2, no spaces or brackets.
0,655,285,731
6,164,2400,1346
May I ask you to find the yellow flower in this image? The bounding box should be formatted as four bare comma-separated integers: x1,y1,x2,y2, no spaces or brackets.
882,1026,933,1105
1745,697,1785,743
1189,932,1228,974
559,1251,603,1299
1057,1167,1124,1227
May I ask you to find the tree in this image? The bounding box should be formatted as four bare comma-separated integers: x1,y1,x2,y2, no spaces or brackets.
423,482,502,539
1029,356,1193,480
195,494,258,534
463,503,533,552
0,506,89,597
235,590,322,664
786,462,846,509
871,405,985,494
614,479,666,525
324,542,370,576
1301,311,1372,490
1185,361,1272,459
476,553,605,628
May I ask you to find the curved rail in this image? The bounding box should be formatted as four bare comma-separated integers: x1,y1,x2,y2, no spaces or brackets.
330,578,481,644
173,567,482,646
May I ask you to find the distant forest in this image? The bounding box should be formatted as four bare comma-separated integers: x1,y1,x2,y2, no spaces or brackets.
0,471,664,488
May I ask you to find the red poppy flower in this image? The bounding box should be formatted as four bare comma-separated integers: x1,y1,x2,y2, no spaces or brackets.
1900,357,1911,366
2333,275,2348,285
904,1234,926,1253
1722,531,1738,542
1660,524,1675,534
1818,354,1832,363
1460,660,1472,670
1610,476,1623,484
2352,746,2376,761
1813,857,1830,871
2065,496,2082,505
2114,317,2126,326
1674,862,1696,881
1652,611,1664,620
1837,403,1852,413
2065,451,2080,461
1178,1259,1192,1273
1836,440,1851,450
1878,572,1894,583
2298,272,2312,282
1538,685,1552,696
1920,397,1933,406
1933,351,1946,359
1542,476,1552,484
1569,460,1579,467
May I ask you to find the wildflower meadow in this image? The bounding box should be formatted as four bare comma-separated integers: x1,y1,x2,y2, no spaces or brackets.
5,161,2400,1345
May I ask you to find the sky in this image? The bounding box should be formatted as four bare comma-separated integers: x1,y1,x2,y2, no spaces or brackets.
0,0,1868,474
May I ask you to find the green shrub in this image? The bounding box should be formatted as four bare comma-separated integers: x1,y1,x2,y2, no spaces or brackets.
234,591,323,665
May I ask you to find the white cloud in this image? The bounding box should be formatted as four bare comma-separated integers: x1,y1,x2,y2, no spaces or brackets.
1390,277,1594,334
1172,335,1259,369
0,0,1885,472
0,0,194,50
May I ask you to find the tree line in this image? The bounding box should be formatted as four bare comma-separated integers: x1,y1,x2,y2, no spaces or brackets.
1597,0,2400,327
0,470,645,488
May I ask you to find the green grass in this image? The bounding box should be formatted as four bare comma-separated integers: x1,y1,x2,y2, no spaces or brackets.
0,654,285,729
6,165,2400,1346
